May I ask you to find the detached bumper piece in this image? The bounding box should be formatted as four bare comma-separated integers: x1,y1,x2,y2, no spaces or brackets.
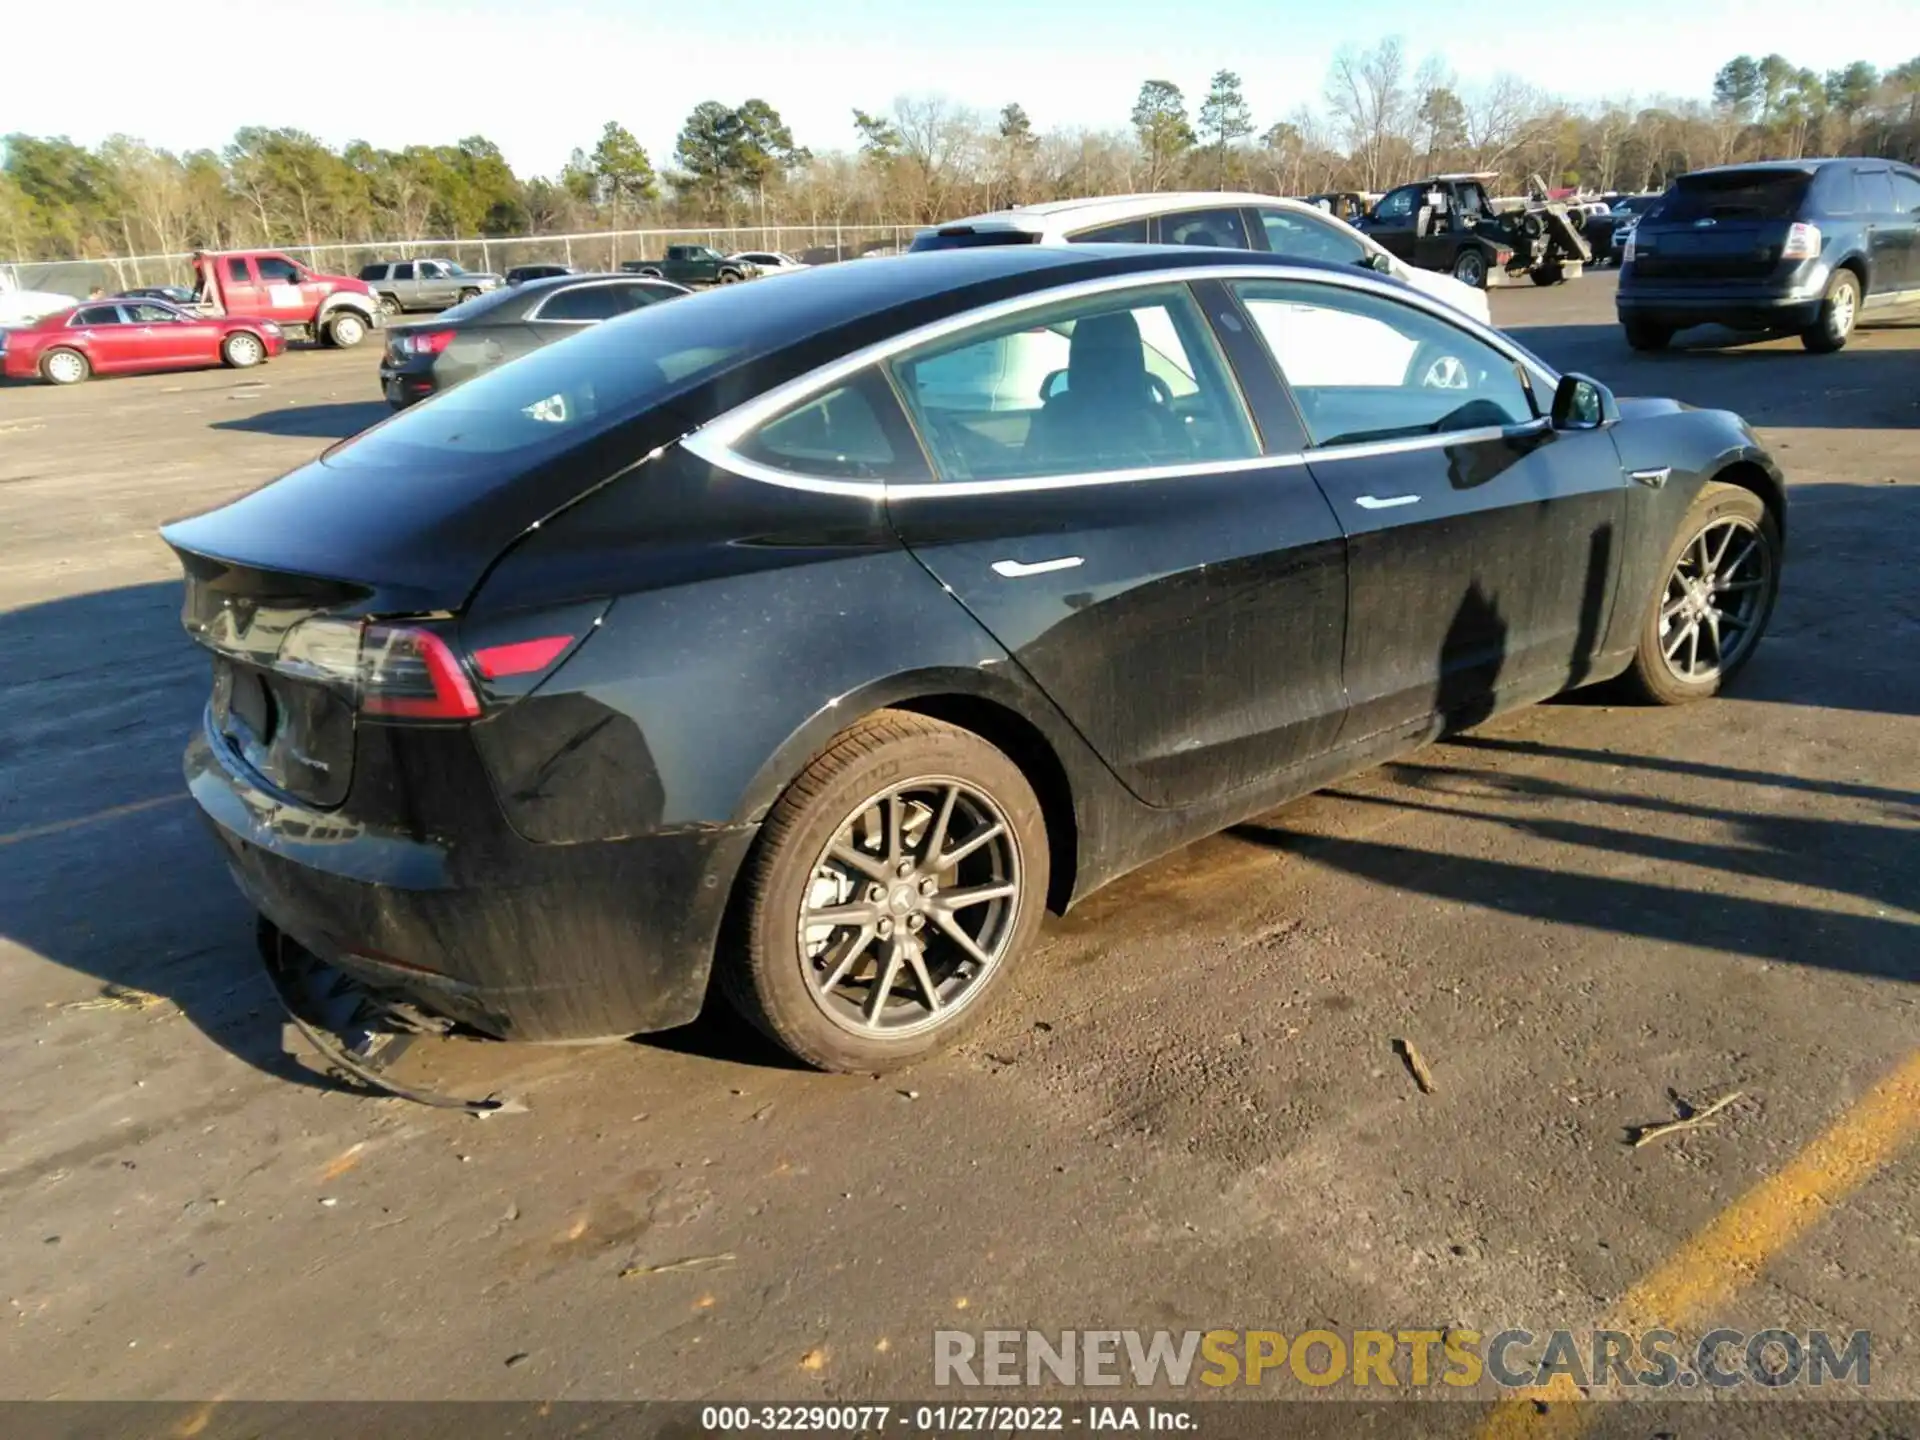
259,918,524,1115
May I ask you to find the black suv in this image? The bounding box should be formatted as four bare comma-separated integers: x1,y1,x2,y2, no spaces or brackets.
1617,158,1920,353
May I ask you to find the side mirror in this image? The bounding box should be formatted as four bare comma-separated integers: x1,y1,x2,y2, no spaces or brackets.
1366,251,1394,274
1551,372,1618,430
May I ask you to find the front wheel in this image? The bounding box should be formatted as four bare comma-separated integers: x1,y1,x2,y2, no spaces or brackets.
1622,482,1779,705
327,311,368,348
1452,249,1487,288
720,710,1049,1072
1802,269,1859,353
221,331,265,369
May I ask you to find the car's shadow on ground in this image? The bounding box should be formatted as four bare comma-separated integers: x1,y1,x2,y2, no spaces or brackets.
209,401,389,439
1511,322,1920,431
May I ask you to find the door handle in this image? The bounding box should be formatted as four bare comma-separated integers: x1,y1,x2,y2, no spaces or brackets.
1355,494,1420,510
1630,467,1670,489
991,556,1084,578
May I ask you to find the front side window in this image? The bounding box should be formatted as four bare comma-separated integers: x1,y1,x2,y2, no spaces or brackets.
1855,169,1896,216
127,302,181,322
256,256,301,283
615,283,673,310
1894,170,1920,217
888,283,1258,482
1162,208,1251,250
1258,209,1369,266
1069,218,1151,244
1373,187,1418,222
1232,279,1534,448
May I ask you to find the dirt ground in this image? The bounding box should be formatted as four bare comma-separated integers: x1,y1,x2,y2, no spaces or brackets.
1,273,1916,1419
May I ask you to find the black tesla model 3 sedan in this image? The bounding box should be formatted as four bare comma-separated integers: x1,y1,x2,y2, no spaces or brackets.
162,245,1785,1073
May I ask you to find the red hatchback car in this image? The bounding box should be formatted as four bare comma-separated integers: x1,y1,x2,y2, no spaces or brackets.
1,299,285,385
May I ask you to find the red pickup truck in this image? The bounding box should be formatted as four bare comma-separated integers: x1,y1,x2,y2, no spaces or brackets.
187,250,383,347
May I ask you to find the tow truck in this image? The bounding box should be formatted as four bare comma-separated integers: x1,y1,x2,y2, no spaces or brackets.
185,250,383,347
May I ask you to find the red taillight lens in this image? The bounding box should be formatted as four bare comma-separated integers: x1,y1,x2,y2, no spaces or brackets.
408,330,454,356
472,635,573,679
360,625,480,719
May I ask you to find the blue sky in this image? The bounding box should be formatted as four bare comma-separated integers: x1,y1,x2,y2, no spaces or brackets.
23,0,1914,175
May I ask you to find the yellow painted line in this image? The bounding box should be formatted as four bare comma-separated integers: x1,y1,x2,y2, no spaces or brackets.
1478,1047,1920,1438
0,793,187,848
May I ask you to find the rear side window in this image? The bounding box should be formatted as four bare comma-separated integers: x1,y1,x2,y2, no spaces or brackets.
358,264,385,281
537,284,629,322
1855,170,1897,216
226,258,251,282
72,305,125,326
908,229,1041,252
1662,171,1811,222
736,370,916,480
1162,208,1251,250
1069,218,1151,243
392,263,415,281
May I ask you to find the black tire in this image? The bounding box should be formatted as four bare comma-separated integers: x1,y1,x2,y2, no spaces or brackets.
326,311,368,349
40,347,90,385
1531,262,1565,286
1452,249,1488,288
221,331,265,369
377,293,402,317
1623,319,1672,352
1801,268,1859,353
635,267,663,279
717,268,745,284
1621,482,1779,706
719,710,1050,1072
457,287,481,303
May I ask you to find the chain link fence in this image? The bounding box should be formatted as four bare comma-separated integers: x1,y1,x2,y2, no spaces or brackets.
3,225,921,298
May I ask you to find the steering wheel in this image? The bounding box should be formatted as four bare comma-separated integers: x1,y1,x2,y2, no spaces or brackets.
1146,373,1174,407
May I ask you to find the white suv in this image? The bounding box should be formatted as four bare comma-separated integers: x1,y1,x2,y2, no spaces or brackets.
910,191,1491,326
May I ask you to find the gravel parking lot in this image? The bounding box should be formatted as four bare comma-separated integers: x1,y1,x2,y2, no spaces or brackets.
1,273,1915,1414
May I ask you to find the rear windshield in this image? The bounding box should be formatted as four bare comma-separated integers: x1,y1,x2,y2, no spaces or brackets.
1660,171,1811,222
908,229,1042,253
432,286,521,323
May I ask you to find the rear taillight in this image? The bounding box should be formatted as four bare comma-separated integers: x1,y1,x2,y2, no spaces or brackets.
1623,232,1638,264
407,329,454,356
1782,222,1822,261
267,617,580,722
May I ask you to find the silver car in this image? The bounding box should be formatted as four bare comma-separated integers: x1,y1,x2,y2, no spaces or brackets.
359,258,505,315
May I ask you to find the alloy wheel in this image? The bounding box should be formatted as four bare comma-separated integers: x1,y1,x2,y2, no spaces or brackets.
1832,282,1856,337
1658,515,1771,684
798,777,1021,1039
1421,354,1469,389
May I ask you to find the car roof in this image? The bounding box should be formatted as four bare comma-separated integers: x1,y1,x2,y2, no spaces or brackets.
1683,159,1850,177
926,191,1335,239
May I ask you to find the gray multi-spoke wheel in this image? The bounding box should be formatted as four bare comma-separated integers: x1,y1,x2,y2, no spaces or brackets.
1802,269,1859,353
1453,249,1487,288
1624,482,1779,705
722,710,1049,1071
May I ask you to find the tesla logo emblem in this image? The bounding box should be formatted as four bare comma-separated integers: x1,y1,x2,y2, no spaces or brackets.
1694,218,1717,228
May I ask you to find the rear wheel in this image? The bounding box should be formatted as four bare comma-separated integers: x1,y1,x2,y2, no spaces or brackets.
1452,249,1488,288
1622,483,1779,705
1623,319,1672,352
717,268,745,284
1802,268,1859,353
720,710,1049,1072
40,347,89,385
221,331,265,369
457,287,481,303
327,311,368,348
377,293,402,317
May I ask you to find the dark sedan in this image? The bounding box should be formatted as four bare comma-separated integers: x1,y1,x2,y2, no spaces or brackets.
162,246,1785,1074
377,272,688,408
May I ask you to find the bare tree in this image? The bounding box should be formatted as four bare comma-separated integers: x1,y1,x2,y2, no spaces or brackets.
1325,38,1413,191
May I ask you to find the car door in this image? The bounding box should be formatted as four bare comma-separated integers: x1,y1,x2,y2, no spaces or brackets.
123,301,210,365
1364,185,1422,260
1252,206,1378,275
65,304,138,371
220,255,265,317
1856,166,1919,299
1228,275,1627,742
1890,170,1920,295
251,254,311,325
875,276,1349,808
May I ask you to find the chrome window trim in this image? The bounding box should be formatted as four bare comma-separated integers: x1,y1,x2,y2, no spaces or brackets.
679,262,1559,498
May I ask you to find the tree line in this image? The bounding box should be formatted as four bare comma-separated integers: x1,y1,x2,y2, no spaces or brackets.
4,42,1918,263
